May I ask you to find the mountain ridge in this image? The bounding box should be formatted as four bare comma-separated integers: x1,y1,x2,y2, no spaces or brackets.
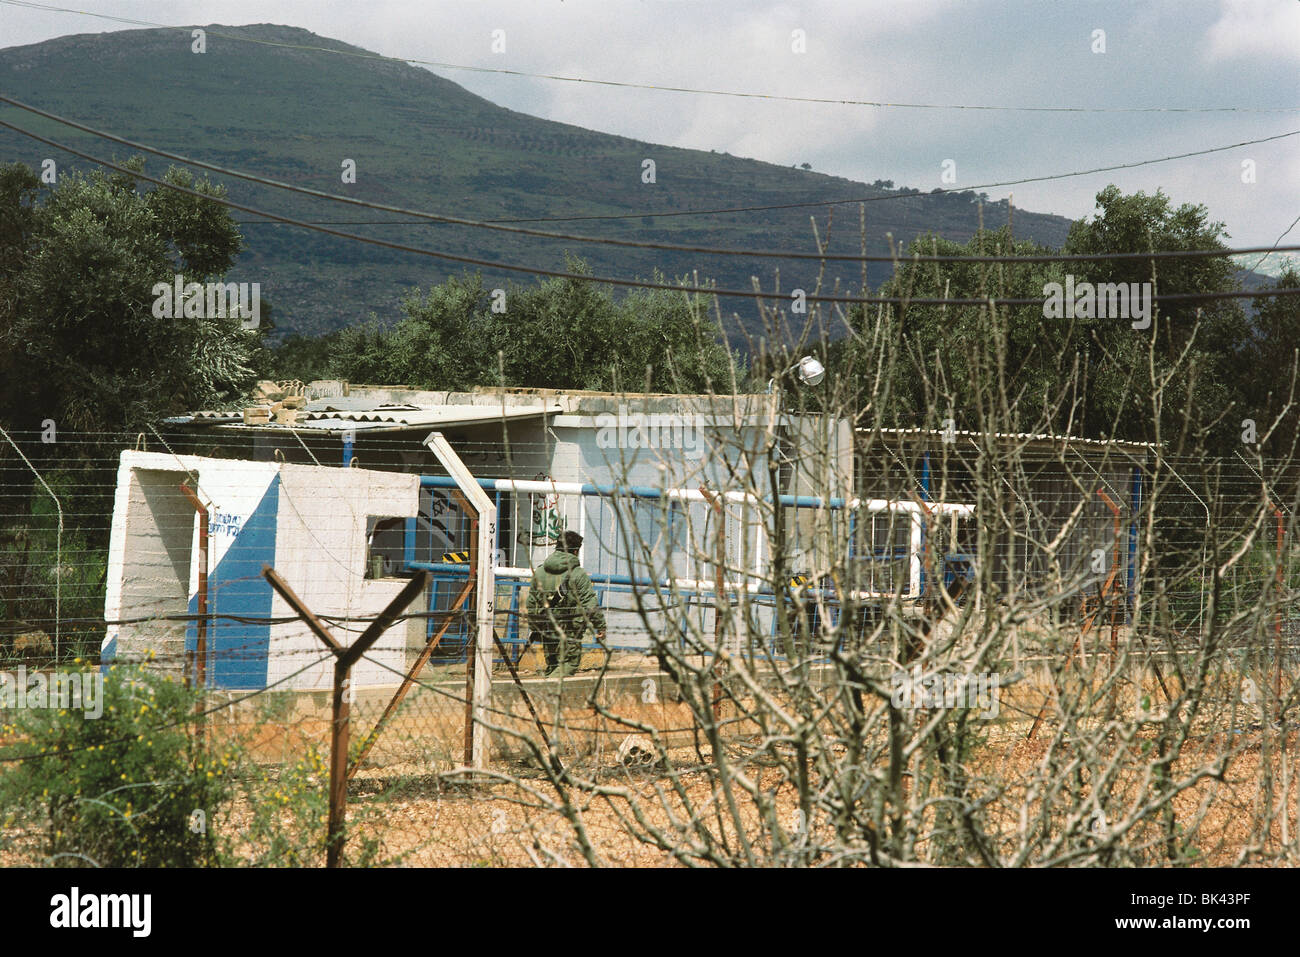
1,23,1081,341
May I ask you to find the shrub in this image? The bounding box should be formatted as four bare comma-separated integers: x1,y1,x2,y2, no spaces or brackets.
0,661,237,866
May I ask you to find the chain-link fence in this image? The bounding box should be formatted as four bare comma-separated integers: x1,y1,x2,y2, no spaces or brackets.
1,416,1298,866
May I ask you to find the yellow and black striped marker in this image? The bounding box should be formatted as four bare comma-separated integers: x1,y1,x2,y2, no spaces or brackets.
442,550,471,564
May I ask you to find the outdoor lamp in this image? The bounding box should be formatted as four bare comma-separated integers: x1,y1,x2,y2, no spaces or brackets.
794,355,825,386
768,355,826,392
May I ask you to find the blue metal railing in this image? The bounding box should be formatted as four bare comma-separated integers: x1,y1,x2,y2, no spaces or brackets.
405,473,961,662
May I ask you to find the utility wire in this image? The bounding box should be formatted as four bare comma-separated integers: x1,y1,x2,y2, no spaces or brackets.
242,130,1300,228
3,116,1298,308
1249,212,1300,275
481,127,1300,225
3,94,1299,267
3,0,1297,115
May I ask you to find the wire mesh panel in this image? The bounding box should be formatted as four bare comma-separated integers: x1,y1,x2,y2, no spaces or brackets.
847,506,917,596
2,426,1297,868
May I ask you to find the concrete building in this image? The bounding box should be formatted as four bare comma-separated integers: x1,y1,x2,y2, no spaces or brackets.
105,384,859,689
109,386,1160,689
103,452,423,691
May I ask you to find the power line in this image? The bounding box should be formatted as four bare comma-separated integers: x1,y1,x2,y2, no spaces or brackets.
1249,212,1300,274
478,128,1300,225
4,94,1299,268
4,116,1298,309
3,0,1297,115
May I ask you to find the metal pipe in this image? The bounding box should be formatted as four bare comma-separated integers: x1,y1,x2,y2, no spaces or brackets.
409,561,922,600
417,474,972,515
178,482,209,704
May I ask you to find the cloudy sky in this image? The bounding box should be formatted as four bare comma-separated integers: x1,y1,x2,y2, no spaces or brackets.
3,0,1298,257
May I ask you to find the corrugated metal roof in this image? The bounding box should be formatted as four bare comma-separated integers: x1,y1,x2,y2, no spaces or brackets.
190,410,243,420
196,403,562,434
302,404,559,426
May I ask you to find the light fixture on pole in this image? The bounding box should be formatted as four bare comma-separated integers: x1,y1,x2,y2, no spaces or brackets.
767,355,826,392
793,355,825,386
766,355,826,486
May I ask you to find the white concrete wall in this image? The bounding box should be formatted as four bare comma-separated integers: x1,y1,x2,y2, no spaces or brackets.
104,452,282,672
269,464,419,690
105,453,423,690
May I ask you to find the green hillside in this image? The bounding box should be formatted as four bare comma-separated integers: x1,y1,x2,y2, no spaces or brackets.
0,23,1075,341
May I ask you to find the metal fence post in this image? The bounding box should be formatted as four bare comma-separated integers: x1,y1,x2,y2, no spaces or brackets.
263,564,430,867
423,432,497,771
179,482,209,748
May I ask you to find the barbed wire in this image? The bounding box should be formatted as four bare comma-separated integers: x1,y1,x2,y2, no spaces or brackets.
0,648,335,764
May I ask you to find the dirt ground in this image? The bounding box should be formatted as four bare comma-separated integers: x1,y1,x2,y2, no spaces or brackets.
5,662,1296,867
323,731,1300,867
289,669,1300,867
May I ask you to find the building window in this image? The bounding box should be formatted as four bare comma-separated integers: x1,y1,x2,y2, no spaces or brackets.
365,516,409,579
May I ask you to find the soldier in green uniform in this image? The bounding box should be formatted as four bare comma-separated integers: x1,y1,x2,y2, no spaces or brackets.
526,530,606,678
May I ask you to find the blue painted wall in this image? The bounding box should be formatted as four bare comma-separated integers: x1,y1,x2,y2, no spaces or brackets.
186,476,279,689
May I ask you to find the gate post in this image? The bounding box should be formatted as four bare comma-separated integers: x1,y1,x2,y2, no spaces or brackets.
424,432,498,770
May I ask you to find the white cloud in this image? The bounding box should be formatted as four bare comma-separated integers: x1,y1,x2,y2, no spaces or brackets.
1204,0,1300,62
2,0,1296,245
